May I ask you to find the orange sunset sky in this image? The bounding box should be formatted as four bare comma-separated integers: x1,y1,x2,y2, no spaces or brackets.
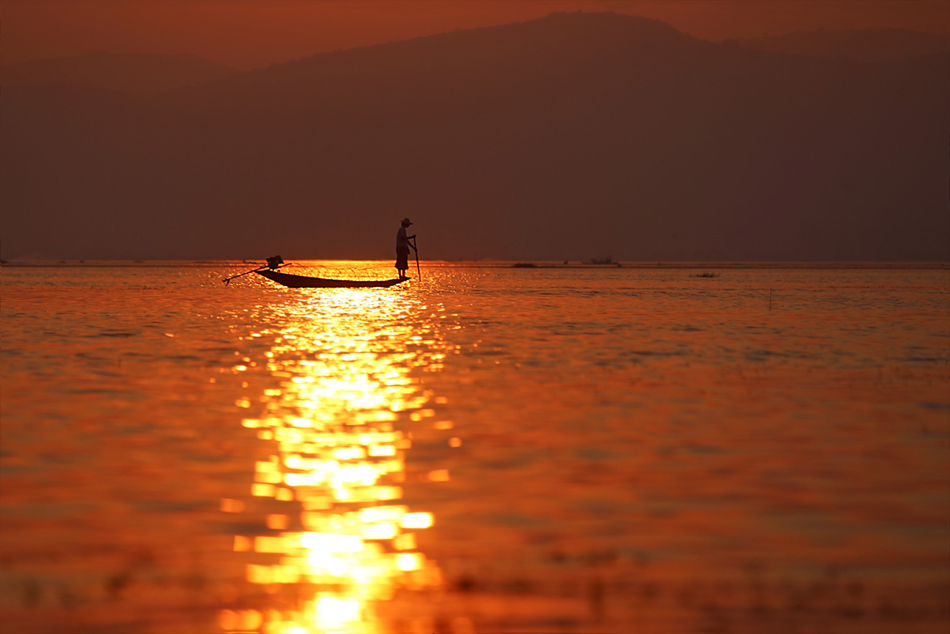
3,0,949,69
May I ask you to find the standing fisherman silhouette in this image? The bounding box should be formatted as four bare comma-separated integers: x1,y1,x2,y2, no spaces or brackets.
395,218,417,280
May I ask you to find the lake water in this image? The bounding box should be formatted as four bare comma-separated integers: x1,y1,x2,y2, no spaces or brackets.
2,262,948,634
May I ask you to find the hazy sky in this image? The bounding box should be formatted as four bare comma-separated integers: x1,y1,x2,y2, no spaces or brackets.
3,0,949,68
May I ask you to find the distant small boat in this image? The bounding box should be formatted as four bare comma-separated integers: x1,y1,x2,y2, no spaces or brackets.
256,269,408,289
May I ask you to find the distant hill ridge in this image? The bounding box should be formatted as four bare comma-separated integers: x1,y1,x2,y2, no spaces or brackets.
1,12,947,261
186,12,699,95
3,14,945,96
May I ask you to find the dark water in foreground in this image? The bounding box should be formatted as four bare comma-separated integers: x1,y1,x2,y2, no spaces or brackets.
2,262,948,634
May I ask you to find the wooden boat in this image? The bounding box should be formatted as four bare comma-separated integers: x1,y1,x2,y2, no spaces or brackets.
256,268,408,289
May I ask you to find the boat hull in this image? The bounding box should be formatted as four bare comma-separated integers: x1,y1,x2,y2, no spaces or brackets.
256,269,408,288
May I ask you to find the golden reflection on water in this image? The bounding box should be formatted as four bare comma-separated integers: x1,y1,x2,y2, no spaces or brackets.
222,289,448,634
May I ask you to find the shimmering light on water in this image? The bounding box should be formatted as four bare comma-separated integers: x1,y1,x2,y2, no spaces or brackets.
224,288,448,633
1,262,948,633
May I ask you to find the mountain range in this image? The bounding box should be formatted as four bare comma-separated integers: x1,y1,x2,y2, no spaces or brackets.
2,12,947,261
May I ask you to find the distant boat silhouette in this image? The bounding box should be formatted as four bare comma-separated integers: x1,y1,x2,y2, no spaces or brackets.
256,269,408,288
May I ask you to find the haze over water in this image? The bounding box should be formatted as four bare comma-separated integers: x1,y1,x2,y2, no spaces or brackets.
1,262,948,633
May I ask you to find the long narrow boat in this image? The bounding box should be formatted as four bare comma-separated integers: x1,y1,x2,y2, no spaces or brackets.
256,268,408,288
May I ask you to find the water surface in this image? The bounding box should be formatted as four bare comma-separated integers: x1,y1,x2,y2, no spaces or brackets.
2,262,948,633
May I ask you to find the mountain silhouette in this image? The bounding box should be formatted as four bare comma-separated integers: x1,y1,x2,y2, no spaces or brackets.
2,12,947,261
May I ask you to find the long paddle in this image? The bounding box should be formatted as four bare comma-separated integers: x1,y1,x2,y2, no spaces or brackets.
412,238,421,281
223,265,267,286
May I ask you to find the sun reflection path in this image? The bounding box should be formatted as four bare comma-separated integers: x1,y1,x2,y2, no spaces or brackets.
222,291,451,634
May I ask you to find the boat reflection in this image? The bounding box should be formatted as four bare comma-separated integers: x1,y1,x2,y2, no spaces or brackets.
222,289,448,634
